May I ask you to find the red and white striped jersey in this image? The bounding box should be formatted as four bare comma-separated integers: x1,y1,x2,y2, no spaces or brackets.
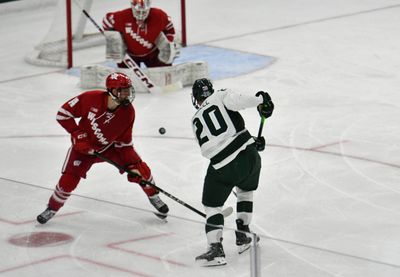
56,90,135,152
103,8,175,57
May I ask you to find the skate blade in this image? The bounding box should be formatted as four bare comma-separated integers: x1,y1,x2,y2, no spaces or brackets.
154,212,168,222
237,237,260,254
237,243,251,254
196,257,227,267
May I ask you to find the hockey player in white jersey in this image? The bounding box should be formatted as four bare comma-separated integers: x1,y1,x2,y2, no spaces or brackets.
191,78,274,266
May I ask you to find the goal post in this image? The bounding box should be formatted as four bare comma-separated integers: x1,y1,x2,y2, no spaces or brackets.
66,0,73,68
25,0,187,68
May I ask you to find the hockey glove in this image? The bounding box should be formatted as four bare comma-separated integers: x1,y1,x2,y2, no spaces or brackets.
256,91,274,118
71,130,93,155
126,162,151,184
254,136,266,152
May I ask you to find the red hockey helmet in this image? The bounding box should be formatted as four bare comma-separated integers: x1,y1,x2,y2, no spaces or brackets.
105,72,135,105
131,0,151,22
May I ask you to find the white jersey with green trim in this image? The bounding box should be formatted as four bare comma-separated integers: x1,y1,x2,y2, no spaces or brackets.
191,88,262,169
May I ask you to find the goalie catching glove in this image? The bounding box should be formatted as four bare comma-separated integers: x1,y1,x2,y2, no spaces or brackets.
256,91,274,118
155,32,180,64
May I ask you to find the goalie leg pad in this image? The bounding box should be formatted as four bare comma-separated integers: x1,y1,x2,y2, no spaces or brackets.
80,64,114,89
144,61,209,87
189,61,209,86
174,61,209,86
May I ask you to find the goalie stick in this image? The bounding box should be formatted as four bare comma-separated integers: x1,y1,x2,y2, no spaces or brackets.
72,0,161,94
94,152,233,219
122,54,162,94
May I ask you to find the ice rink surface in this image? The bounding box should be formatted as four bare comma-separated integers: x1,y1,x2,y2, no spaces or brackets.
1,0,400,276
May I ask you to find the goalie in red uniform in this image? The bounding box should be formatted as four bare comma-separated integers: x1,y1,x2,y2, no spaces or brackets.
102,0,178,68
37,72,169,224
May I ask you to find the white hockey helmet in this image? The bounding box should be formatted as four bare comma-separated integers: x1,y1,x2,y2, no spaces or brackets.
131,0,151,22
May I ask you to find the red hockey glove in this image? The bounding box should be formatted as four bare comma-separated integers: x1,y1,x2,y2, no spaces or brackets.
127,162,158,196
71,130,93,155
126,162,151,184
127,166,142,184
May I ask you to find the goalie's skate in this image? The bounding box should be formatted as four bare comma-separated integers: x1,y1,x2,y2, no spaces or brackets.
37,208,56,224
195,242,227,267
148,193,169,219
235,219,260,254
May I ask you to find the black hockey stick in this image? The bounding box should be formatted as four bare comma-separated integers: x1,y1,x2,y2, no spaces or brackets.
72,0,104,35
93,152,233,218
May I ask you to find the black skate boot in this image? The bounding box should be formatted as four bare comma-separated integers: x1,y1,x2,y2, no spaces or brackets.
195,242,227,267
148,193,169,219
37,208,56,224
235,219,260,254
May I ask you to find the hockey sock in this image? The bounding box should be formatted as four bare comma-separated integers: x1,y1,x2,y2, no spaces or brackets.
236,188,253,225
205,206,224,244
48,173,80,211
140,176,158,197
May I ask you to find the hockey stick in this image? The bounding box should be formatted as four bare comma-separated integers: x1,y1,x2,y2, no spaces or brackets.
255,91,268,139
122,54,162,94
93,152,233,218
72,0,161,93
72,0,104,35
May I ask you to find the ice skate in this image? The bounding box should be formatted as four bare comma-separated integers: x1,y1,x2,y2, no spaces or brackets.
37,208,56,224
148,193,169,219
195,242,227,267
235,219,260,254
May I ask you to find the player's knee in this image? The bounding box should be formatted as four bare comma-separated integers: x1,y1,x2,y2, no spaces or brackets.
58,173,81,192
236,188,253,202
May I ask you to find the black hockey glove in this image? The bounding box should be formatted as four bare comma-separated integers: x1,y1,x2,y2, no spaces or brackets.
256,91,274,118
254,136,266,152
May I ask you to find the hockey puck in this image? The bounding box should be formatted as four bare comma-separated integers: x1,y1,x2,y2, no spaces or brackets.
159,127,166,135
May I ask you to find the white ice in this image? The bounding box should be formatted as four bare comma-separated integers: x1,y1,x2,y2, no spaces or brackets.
1,0,400,276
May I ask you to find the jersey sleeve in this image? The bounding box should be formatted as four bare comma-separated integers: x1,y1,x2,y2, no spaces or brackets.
103,12,116,31
56,95,83,134
114,111,135,147
163,15,175,42
114,125,133,147
219,89,263,111
114,118,141,164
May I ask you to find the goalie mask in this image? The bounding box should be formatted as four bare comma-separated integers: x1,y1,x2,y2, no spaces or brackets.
106,72,135,106
191,78,214,109
131,0,151,22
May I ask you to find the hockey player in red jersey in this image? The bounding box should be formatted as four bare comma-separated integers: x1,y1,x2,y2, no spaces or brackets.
102,0,177,68
37,72,169,224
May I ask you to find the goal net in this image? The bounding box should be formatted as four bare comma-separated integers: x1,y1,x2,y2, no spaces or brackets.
25,0,185,68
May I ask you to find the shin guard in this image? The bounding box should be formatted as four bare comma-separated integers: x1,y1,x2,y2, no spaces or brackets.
48,174,80,211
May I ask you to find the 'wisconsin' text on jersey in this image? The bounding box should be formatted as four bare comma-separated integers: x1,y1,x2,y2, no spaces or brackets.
56,90,135,153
